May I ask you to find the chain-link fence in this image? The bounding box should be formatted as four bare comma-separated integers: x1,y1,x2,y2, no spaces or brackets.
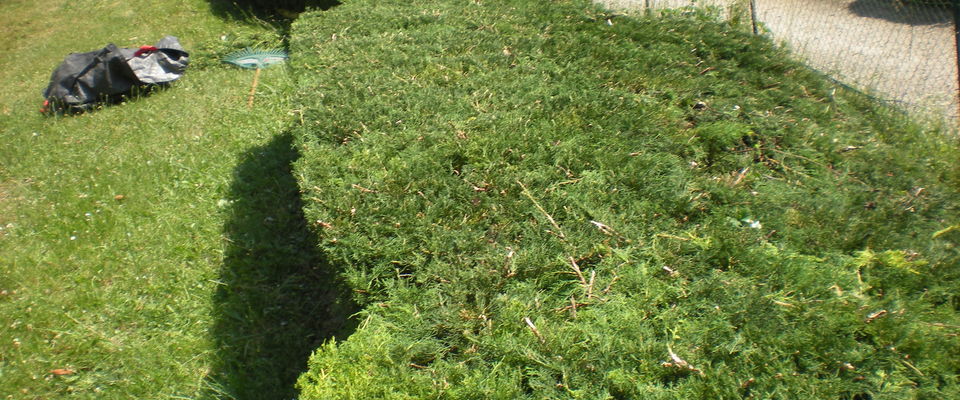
598,0,959,125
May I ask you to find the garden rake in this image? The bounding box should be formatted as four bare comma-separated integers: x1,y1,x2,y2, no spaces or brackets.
223,48,288,108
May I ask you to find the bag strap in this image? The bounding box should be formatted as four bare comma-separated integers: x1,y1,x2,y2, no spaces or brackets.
133,46,158,57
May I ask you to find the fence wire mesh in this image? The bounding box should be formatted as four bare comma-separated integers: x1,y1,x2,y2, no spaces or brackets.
597,0,959,125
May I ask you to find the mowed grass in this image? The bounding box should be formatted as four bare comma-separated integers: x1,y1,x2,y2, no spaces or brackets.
0,0,351,398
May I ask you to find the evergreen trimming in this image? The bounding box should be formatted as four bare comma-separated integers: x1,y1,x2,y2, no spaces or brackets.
288,0,960,397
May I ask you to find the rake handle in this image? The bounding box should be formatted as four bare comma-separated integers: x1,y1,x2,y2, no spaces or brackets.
247,67,262,108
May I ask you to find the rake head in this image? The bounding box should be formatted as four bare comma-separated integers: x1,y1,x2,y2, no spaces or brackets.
223,48,288,69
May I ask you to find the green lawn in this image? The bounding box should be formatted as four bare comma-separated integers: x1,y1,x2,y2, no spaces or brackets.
0,0,353,398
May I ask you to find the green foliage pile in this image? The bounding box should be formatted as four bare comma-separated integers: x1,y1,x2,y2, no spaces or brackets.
288,0,960,397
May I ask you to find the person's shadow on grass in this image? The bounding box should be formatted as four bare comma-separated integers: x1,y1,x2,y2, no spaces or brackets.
208,132,357,399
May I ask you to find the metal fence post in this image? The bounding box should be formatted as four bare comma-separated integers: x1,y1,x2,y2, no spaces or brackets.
749,0,759,35
954,0,960,120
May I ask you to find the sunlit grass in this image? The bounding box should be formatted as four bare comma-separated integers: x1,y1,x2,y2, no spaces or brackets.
0,0,320,398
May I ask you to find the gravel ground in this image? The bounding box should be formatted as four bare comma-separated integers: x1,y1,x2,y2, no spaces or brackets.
596,0,959,124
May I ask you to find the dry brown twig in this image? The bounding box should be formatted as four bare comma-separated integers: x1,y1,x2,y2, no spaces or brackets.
902,360,925,376
524,317,546,343
568,257,597,299
732,167,750,186
554,299,590,315
517,180,565,239
568,257,588,287
351,183,377,193
865,309,888,323
656,233,690,241
602,273,620,294
590,220,615,236
663,346,705,376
